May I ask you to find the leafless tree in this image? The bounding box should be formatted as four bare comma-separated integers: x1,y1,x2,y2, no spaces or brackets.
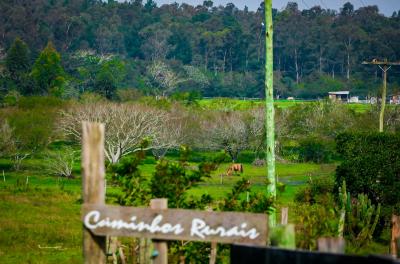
199,111,248,162
45,147,75,178
0,119,29,170
147,60,185,96
60,102,183,163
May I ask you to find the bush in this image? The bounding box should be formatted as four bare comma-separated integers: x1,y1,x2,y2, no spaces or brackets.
294,204,339,250
297,138,334,163
294,177,335,204
335,133,400,208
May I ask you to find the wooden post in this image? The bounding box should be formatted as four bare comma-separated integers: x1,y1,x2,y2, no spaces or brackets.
362,59,400,132
380,65,388,132
317,238,345,254
281,207,288,225
391,215,400,258
82,122,107,264
210,242,217,264
150,199,168,264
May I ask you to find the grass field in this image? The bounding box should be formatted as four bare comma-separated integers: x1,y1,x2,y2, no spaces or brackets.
0,152,337,263
198,98,372,112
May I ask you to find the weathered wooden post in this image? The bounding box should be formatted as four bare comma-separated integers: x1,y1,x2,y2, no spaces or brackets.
391,215,400,258
281,207,288,225
150,199,168,264
317,238,345,254
82,122,107,263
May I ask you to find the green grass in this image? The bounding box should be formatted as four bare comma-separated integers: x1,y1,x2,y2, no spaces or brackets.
198,98,373,113
0,184,82,263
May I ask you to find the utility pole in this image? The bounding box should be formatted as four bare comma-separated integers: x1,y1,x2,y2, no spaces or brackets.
265,0,276,228
362,59,400,132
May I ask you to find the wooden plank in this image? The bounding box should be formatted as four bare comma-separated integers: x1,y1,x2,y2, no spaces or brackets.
82,204,268,245
317,237,345,254
281,207,288,225
150,199,168,264
82,122,106,264
391,215,400,258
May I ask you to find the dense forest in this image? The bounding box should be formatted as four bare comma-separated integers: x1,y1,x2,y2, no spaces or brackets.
1,0,400,99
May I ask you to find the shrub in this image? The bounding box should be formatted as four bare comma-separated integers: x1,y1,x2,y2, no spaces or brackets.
297,137,334,163
335,132,400,208
294,204,339,250
294,177,335,204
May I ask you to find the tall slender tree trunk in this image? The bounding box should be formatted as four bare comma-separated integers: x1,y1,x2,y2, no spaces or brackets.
319,47,323,74
294,48,299,84
204,48,208,70
265,0,276,228
347,51,350,80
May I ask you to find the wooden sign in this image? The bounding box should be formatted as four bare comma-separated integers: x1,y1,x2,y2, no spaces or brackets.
82,204,268,245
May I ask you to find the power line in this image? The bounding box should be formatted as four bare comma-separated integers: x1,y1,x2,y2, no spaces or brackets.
358,0,366,7
319,0,328,9
301,0,310,9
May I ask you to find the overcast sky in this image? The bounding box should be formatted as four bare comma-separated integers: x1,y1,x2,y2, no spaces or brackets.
154,0,400,16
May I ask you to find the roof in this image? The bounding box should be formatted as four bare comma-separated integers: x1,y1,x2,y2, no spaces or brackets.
329,91,350,95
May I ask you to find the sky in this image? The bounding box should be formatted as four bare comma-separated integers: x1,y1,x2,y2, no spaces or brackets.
153,0,400,16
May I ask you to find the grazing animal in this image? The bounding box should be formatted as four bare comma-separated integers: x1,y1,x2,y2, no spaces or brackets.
226,163,244,176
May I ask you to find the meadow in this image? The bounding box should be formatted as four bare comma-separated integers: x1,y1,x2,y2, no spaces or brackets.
0,96,396,263
0,148,336,263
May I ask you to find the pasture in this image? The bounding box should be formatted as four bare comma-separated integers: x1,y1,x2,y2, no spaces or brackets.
0,151,335,263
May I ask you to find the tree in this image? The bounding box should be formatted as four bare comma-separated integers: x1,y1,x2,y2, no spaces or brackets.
200,111,248,162
31,42,66,95
60,102,179,164
93,58,126,99
5,38,31,94
147,60,184,96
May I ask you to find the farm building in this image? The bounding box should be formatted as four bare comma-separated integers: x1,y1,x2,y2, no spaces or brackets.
328,91,350,102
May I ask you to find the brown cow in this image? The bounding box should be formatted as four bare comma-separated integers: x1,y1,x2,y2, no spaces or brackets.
226,163,244,176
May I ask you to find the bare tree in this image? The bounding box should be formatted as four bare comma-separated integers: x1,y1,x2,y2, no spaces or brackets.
45,147,75,178
60,102,172,163
147,60,185,96
151,115,186,159
0,119,29,170
200,111,248,162
0,120,14,156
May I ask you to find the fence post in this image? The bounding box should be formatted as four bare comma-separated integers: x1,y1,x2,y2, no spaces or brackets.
82,122,107,264
391,215,400,258
281,207,288,225
150,199,168,264
317,238,345,254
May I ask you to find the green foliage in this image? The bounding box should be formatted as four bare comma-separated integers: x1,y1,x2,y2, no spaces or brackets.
295,204,339,250
111,151,150,206
335,132,400,208
297,137,334,163
295,74,345,99
5,38,31,94
345,193,381,251
94,58,126,99
294,177,335,204
30,42,66,95
5,96,63,154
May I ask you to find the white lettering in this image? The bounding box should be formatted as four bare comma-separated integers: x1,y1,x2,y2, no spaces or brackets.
83,210,184,235
190,218,207,238
190,219,260,240
84,210,101,229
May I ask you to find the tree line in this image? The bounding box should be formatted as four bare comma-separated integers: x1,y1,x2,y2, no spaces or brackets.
0,0,400,99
